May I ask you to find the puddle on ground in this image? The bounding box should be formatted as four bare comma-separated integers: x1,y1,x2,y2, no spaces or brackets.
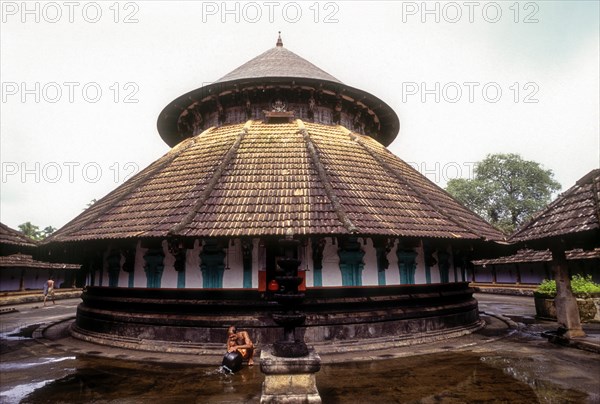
1,323,42,341
2,352,589,404
0,356,76,371
318,352,588,403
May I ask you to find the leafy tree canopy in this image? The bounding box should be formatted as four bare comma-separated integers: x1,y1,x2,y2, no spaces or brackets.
18,222,55,241
446,153,561,234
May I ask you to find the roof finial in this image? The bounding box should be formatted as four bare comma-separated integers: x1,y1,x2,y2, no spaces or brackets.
276,31,283,47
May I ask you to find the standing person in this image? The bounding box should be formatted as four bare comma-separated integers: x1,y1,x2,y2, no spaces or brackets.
226,325,255,366
43,277,56,306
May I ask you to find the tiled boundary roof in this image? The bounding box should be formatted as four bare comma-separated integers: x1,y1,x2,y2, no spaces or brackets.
472,248,600,266
510,169,600,242
47,120,505,242
0,223,38,248
0,254,80,270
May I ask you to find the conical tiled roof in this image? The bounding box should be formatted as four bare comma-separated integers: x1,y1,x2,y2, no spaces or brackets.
47,120,504,243
510,169,600,242
216,44,342,84
157,38,400,148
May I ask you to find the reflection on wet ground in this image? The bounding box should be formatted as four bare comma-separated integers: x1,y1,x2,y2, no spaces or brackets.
21,359,263,403
1,344,592,404
1,296,599,404
319,351,587,404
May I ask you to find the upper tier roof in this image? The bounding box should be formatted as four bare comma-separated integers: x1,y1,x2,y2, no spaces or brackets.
47,120,504,243
157,37,400,147
216,42,342,84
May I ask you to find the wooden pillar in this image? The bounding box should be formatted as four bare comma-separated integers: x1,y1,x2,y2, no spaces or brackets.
551,246,585,338
491,264,497,284
515,263,522,285
19,268,25,291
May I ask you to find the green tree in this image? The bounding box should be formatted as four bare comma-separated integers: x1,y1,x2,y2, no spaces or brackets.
18,221,42,241
18,222,56,240
42,226,57,238
85,198,97,210
446,153,561,234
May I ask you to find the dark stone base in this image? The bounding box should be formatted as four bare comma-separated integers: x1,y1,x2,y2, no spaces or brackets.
72,283,482,353
273,340,309,358
260,347,321,404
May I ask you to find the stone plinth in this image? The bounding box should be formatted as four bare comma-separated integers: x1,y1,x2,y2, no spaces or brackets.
260,347,321,404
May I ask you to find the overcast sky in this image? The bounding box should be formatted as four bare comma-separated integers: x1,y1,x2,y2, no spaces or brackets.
1,1,599,231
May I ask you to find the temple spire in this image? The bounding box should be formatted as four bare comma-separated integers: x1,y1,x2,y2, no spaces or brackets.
276,31,283,47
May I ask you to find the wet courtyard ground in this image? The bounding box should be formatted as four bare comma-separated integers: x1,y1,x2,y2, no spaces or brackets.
1,295,599,403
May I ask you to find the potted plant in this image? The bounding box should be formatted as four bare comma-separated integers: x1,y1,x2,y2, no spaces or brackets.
534,275,600,322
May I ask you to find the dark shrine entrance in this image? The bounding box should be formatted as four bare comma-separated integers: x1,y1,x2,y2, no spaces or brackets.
264,238,300,291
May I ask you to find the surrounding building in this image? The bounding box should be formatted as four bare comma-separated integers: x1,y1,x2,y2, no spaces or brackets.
0,223,79,292
507,168,600,337
471,248,600,286
43,36,505,351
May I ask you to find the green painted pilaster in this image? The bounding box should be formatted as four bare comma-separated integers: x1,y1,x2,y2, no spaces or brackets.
312,238,326,287
174,251,186,288
122,249,136,288
98,254,104,287
423,242,435,284
168,240,187,289
338,237,365,286
377,265,387,285
144,248,165,288
460,255,467,282
374,238,391,286
106,250,121,287
438,251,451,283
89,260,96,286
242,240,253,289
200,240,226,288
453,263,458,283
397,249,418,285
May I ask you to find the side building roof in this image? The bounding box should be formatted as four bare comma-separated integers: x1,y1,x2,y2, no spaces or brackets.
0,253,80,270
509,169,600,244
0,222,38,254
472,248,600,266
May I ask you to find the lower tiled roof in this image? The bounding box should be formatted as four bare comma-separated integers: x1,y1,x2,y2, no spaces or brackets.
0,223,38,248
0,254,80,270
472,248,600,265
510,169,600,242
47,120,504,243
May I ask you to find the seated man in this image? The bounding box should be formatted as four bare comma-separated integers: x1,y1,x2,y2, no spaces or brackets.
226,325,255,366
